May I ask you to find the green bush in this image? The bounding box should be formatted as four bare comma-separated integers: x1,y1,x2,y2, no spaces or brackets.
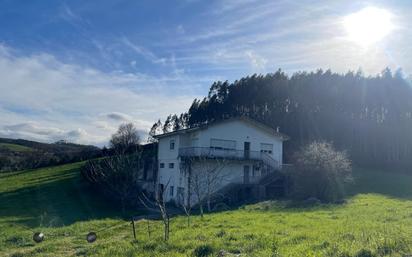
354,249,375,257
193,244,214,257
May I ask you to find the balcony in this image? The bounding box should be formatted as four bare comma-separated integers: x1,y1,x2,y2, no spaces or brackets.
178,147,279,169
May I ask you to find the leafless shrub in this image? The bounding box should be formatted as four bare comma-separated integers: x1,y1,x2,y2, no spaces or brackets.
291,141,352,202
81,153,143,213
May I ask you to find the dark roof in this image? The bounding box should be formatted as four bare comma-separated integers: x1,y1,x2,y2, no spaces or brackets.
153,116,289,141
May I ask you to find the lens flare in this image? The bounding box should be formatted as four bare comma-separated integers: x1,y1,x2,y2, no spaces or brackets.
343,7,394,46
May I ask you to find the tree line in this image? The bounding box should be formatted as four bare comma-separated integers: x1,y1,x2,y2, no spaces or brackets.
150,68,412,168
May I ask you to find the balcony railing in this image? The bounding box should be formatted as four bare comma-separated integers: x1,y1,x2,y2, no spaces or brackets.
178,147,279,169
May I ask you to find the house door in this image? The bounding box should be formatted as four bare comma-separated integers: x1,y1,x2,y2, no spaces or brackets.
244,142,250,159
243,165,250,184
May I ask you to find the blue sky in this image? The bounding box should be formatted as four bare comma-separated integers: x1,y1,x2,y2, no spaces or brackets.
0,0,411,145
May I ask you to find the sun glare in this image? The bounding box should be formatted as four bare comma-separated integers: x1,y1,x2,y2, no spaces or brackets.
343,7,394,47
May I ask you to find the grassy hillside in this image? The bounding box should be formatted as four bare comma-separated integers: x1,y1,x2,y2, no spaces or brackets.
1,165,412,256
0,143,33,152
0,138,101,172
0,162,121,226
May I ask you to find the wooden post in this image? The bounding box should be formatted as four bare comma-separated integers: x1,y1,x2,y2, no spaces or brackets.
131,217,137,240
146,216,151,238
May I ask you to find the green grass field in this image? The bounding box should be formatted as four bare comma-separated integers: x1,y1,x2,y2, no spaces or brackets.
1,164,412,257
0,143,33,152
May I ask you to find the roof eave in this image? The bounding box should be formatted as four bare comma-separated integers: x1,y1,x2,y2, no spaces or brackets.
153,117,290,141
152,127,200,139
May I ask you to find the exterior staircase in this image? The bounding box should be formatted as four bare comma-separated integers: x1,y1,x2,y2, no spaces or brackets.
209,161,288,206
179,147,288,207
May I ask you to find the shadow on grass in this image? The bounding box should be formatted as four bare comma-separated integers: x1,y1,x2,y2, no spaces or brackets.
206,169,412,215
346,168,412,200
0,166,124,228
3,166,412,228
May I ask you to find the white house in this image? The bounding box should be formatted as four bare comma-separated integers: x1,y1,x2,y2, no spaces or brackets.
154,117,289,205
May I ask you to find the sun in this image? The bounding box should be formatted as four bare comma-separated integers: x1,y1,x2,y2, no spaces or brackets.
343,7,394,47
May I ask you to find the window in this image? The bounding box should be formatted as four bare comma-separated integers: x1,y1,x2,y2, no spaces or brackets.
260,143,273,154
252,164,260,176
210,138,236,150
160,163,165,168
169,163,174,169
170,139,175,150
170,186,174,197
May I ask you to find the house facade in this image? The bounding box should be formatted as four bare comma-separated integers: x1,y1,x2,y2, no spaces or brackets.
154,117,288,205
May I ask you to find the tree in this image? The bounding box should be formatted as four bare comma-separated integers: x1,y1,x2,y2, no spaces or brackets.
179,160,193,227
162,115,173,133
0,155,11,171
291,141,352,202
189,158,228,217
110,123,140,154
139,181,171,241
81,153,143,213
148,119,163,143
180,195,192,227
158,68,412,169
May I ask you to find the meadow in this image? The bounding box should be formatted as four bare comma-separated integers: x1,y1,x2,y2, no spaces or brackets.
0,143,33,152
1,163,412,257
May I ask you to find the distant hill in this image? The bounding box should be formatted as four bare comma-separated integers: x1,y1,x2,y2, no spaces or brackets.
0,138,102,172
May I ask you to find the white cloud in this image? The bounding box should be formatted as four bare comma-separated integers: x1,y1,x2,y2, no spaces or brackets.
0,122,89,143
245,51,267,71
0,45,201,146
122,37,167,65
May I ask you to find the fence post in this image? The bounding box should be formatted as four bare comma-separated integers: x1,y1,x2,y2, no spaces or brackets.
131,217,137,240
147,216,151,238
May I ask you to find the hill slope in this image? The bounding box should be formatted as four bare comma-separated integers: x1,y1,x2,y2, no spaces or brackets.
0,138,101,172
0,162,120,227
1,165,412,256
0,143,33,152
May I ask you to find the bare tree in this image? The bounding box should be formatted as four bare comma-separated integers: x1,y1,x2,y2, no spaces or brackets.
177,160,193,227
182,171,193,227
181,199,192,227
139,180,171,241
110,123,140,154
189,157,228,218
81,153,142,213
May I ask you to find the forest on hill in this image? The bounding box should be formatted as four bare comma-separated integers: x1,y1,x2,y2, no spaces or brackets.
151,69,412,168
